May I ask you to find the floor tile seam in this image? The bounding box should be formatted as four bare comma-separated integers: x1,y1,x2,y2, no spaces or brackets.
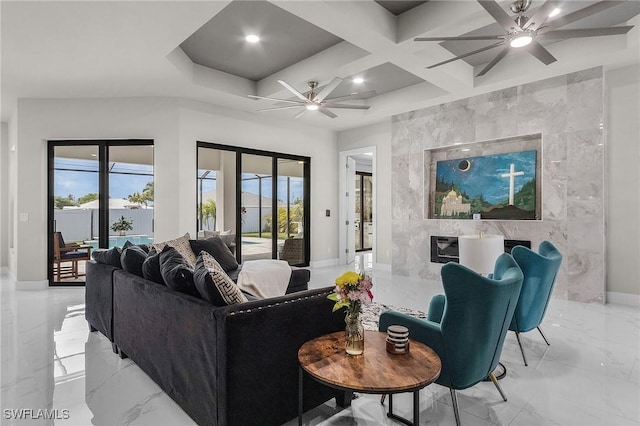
520,390,640,424
539,355,638,383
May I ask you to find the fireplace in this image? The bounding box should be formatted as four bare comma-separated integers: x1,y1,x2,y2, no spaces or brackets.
430,236,531,264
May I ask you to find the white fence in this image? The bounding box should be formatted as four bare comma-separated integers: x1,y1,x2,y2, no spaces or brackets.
55,208,154,242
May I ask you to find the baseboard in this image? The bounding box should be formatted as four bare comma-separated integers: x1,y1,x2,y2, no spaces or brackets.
606,291,640,306
310,258,339,269
16,280,48,291
373,263,391,272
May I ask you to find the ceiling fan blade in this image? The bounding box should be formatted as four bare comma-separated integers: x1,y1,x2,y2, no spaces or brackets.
258,105,304,112
314,77,342,102
427,41,505,69
527,40,557,65
415,35,505,41
248,95,304,105
478,0,521,32
318,107,338,119
476,45,510,77
543,1,625,32
325,91,376,102
294,109,306,119
541,26,633,39
523,0,560,31
277,80,308,101
323,104,370,110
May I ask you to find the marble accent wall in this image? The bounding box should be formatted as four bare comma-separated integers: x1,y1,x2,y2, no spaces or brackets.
391,67,605,303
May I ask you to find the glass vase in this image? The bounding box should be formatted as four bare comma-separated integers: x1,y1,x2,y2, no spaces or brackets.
345,313,364,355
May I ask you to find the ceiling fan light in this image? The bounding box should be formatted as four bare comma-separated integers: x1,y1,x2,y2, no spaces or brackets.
245,34,260,43
306,104,319,111
510,34,533,48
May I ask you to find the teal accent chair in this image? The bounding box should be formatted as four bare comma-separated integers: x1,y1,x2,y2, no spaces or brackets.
509,241,563,366
379,253,523,426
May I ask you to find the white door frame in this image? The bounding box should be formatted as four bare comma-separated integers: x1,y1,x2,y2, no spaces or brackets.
339,146,376,266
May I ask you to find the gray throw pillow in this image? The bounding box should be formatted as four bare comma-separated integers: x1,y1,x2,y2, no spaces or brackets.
189,237,238,272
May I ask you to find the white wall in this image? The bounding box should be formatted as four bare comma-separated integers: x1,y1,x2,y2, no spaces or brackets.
8,97,338,287
0,122,8,272
606,64,640,299
179,100,339,264
337,120,392,265
11,97,184,287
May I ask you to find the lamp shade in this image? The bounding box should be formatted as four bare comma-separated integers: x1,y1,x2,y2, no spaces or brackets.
458,234,505,276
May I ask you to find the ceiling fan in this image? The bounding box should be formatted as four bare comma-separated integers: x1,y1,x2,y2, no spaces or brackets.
248,77,375,119
415,0,634,77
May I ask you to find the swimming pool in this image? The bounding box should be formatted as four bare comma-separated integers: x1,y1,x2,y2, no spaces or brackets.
85,235,154,249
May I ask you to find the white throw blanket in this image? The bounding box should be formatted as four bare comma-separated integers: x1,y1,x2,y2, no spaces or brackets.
236,260,292,299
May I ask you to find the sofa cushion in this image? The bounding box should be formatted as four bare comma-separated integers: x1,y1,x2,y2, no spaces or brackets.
193,252,248,306
152,233,197,267
142,247,164,285
159,246,200,298
120,243,148,277
189,237,238,273
91,246,122,268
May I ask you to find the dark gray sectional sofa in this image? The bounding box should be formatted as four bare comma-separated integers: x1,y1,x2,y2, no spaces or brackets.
85,261,345,425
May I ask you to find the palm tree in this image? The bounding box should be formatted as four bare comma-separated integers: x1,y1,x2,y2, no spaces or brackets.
200,199,217,230
128,192,147,207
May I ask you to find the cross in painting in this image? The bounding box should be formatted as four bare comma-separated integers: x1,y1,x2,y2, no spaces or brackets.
501,163,524,205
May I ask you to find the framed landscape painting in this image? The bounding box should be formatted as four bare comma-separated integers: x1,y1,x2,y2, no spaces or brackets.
433,150,537,220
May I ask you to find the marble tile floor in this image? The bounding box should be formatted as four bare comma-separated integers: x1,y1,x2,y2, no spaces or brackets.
1,256,638,426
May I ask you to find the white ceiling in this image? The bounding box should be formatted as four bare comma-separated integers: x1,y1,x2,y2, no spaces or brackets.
1,1,639,132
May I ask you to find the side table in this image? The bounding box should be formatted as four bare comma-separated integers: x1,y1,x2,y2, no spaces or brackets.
298,330,441,426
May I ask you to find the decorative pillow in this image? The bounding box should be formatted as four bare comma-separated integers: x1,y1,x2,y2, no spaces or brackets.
189,237,239,273
91,246,122,268
159,246,200,298
193,252,248,306
123,240,150,254
203,230,220,238
120,243,148,277
219,233,236,250
142,247,164,285
152,233,197,267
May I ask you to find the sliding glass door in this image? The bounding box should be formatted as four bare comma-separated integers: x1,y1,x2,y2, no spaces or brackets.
197,142,310,266
48,140,153,285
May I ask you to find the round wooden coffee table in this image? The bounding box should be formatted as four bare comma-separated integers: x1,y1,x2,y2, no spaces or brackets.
298,330,441,426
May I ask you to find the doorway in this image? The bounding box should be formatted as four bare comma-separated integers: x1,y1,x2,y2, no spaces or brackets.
48,140,154,285
339,147,376,265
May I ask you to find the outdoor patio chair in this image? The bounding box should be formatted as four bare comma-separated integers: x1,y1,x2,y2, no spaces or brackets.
53,232,92,281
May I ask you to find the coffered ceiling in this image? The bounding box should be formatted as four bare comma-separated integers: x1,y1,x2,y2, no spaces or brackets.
1,1,639,131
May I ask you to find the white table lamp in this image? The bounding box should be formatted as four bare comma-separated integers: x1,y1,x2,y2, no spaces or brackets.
458,234,505,276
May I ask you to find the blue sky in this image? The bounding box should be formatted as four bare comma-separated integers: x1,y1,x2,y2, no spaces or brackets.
55,158,304,202
436,150,536,204
54,158,152,200
202,173,304,202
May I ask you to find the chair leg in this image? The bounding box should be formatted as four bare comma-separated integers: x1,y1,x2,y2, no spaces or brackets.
450,389,461,426
515,331,528,366
488,372,507,402
380,394,386,404
537,326,550,346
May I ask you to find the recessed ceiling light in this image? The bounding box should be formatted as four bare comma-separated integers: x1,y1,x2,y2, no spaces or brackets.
353,77,364,84
306,104,319,111
549,8,561,18
245,34,260,43
91,153,97,157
